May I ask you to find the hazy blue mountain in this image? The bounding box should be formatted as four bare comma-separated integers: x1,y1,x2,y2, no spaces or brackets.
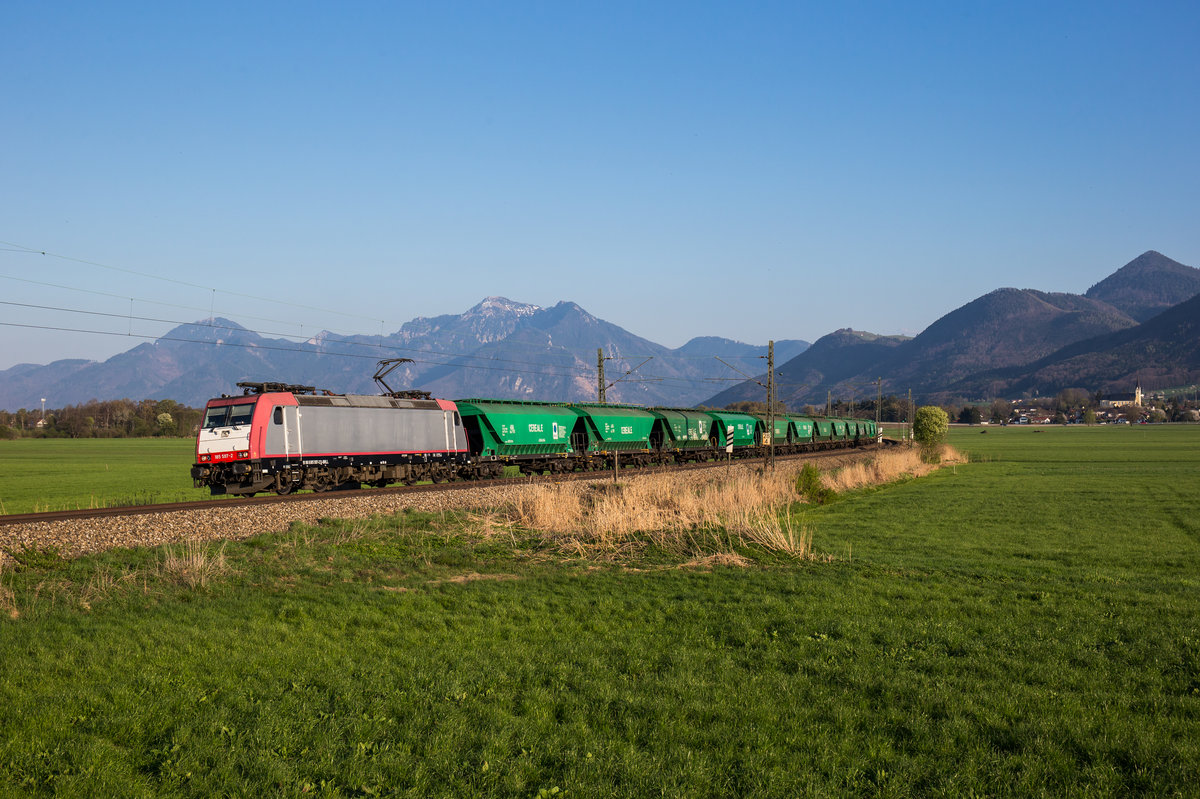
0,302,799,410
704,329,908,408
675,336,809,364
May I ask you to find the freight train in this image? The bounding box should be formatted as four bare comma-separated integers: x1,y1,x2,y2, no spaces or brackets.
191,379,877,496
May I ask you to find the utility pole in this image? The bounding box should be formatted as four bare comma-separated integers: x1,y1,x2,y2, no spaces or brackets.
908,388,913,442
876,377,881,430
766,340,775,470
597,348,606,404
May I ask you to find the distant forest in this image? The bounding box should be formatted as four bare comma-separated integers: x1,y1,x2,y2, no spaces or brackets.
0,399,202,439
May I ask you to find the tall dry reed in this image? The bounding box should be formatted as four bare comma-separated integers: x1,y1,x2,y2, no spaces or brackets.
507,447,961,559
821,444,964,493
510,465,817,556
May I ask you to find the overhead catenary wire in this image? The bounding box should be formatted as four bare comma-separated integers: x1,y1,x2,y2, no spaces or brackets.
2,241,785,364
0,239,393,328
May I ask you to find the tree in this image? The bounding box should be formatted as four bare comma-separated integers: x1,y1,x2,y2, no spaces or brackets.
156,412,176,436
1083,408,1097,426
989,399,1009,424
913,406,949,448
958,406,982,425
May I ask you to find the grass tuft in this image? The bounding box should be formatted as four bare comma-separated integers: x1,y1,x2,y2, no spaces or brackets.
0,561,16,619
160,539,228,589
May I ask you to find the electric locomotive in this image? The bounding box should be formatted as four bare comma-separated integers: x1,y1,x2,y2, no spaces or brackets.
191,381,469,496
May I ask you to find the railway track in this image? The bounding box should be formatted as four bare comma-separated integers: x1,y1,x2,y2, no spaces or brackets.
0,445,881,528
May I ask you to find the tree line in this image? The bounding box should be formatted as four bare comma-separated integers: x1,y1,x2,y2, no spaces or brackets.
0,399,203,439
721,388,1199,425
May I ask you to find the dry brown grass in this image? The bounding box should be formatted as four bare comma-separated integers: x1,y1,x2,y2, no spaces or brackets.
821,444,964,493
509,464,811,558
680,552,752,570
0,560,17,619
161,538,228,589
504,448,961,560
78,568,139,611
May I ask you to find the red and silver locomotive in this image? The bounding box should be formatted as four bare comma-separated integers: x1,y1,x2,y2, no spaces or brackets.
191,379,468,496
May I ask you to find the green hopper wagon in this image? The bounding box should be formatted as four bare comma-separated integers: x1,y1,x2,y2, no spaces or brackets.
454,399,579,474
702,410,761,449
650,408,715,460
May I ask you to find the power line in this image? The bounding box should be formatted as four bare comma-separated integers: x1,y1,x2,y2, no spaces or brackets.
0,297,612,374
2,241,804,395
0,239,397,327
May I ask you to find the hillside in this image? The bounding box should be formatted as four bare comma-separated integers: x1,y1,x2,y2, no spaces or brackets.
705,329,909,408
887,288,1137,394
953,290,1200,397
704,287,1136,408
1084,250,1200,322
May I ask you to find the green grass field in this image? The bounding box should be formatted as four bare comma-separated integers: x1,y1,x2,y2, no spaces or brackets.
1,426,1197,796
0,438,207,514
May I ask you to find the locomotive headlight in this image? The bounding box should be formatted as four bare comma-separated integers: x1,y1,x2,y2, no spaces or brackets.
199,454,211,462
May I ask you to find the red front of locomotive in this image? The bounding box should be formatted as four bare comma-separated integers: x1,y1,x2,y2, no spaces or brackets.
191,392,297,494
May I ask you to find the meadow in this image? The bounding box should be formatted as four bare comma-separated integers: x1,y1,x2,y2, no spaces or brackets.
0,438,207,514
0,425,1197,796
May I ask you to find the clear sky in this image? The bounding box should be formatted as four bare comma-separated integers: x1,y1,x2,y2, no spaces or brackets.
2,1,1198,371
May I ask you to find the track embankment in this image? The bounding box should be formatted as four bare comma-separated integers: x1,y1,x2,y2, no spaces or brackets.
0,449,878,564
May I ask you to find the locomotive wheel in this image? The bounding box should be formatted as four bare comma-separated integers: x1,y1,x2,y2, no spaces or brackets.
275,483,293,496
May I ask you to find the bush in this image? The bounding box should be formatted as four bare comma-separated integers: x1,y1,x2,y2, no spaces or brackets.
913,406,949,445
913,405,949,462
795,463,834,505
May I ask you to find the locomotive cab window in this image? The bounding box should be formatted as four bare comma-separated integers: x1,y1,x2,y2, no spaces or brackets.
203,401,256,429
274,407,283,425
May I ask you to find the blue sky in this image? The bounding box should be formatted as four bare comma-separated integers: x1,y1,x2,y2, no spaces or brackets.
2,1,1198,372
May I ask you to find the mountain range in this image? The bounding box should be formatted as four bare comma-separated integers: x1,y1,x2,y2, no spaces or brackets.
704,250,1200,407
1,251,1197,412
0,297,808,411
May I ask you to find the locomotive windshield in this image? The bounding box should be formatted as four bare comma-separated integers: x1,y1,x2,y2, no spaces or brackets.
203,401,256,429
